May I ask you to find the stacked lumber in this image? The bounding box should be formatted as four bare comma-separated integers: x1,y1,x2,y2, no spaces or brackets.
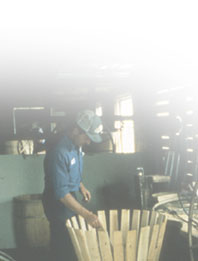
66,209,167,261
152,192,178,202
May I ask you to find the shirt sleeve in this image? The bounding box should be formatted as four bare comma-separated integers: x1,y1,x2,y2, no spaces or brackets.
51,151,71,200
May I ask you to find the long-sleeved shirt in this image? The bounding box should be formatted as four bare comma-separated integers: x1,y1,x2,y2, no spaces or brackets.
42,134,83,222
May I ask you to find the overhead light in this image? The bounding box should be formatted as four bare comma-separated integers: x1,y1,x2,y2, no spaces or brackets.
187,149,193,152
161,136,170,139
155,100,170,106
186,97,193,102
186,110,193,115
186,137,193,140
162,146,169,150
156,112,170,117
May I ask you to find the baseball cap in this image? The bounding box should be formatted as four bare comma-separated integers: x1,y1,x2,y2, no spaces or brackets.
76,110,103,143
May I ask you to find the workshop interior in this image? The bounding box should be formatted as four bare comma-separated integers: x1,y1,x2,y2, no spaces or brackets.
0,85,198,261
1,1,198,261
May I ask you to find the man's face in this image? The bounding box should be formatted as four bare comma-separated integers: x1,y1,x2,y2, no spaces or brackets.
72,129,91,147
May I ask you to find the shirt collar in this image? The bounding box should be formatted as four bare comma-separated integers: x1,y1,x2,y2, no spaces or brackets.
62,134,81,152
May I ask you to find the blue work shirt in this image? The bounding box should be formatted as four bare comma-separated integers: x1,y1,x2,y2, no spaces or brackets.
42,134,83,222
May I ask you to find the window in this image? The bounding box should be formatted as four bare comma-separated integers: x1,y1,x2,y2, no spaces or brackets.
95,103,103,116
113,95,135,153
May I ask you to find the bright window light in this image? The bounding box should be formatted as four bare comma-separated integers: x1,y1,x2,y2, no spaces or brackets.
95,104,103,116
113,95,135,153
114,96,133,116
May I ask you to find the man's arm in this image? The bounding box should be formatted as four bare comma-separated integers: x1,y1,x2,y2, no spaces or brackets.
60,193,102,228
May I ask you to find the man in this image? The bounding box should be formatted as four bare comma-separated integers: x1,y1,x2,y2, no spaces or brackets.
42,110,103,261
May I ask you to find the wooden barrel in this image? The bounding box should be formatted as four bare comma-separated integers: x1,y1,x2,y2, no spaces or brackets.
4,140,18,154
13,194,50,248
4,140,34,155
66,209,167,261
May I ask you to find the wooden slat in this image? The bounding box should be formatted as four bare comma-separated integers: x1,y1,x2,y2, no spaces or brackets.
121,209,130,245
66,224,84,261
149,211,159,245
131,209,140,251
113,231,124,261
97,210,107,231
131,209,141,250
85,229,101,261
147,224,160,260
78,215,87,230
150,211,158,227
131,209,140,231
109,210,119,244
71,216,79,229
155,221,167,260
147,175,171,183
157,213,165,225
87,224,93,231
66,219,72,228
137,226,150,261
140,210,150,227
81,216,93,231
125,230,137,261
152,192,178,202
75,229,92,261
98,231,113,261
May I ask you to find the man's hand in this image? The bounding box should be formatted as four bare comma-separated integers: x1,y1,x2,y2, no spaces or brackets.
60,193,102,229
80,182,91,202
85,211,103,229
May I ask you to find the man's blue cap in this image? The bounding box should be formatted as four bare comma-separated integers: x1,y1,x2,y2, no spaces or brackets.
76,110,103,143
